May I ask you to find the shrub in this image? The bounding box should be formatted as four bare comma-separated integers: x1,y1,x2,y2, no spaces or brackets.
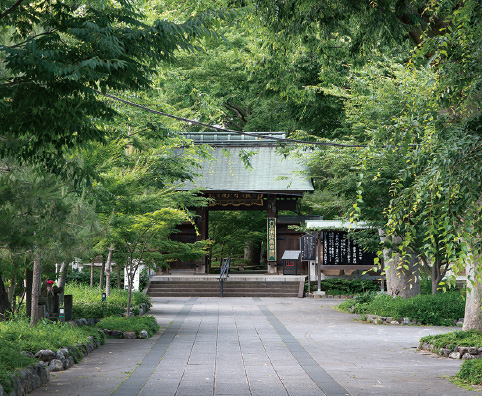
420,330,482,350
457,358,482,385
309,279,380,295
66,268,123,288
95,315,160,337
338,291,465,326
0,317,105,393
65,282,151,319
0,316,105,354
0,342,37,394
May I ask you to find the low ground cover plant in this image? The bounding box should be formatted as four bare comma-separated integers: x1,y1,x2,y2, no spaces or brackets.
0,317,105,393
95,315,160,337
308,279,379,295
420,330,482,386
338,291,465,326
457,359,482,385
65,282,151,319
419,330,482,350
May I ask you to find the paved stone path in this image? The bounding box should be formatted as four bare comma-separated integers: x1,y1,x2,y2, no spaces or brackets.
30,297,476,396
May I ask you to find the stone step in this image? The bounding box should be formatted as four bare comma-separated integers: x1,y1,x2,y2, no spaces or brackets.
148,282,299,288
147,280,302,297
148,291,299,297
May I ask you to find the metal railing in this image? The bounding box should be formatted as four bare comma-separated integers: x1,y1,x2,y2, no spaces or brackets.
219,258,231,297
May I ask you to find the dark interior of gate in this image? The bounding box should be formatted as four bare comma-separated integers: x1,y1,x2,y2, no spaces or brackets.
165,132,378,277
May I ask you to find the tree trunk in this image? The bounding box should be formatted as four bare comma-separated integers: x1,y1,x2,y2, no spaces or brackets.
57,262,69,304
7,273,16,311
126,265,133,318
31,254,41,325
26,268,32,317
57,262,68,290
0,272,12,319
99,255,105,291
90,257,94,287
379,231,420,298
105,248,113,296
116,262,121,290
431,259,444,295
462,251,482,331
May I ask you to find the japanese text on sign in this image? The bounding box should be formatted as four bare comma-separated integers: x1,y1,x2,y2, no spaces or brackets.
267,217,276,261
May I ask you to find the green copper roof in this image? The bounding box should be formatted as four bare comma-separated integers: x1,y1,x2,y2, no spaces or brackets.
178,146,313,193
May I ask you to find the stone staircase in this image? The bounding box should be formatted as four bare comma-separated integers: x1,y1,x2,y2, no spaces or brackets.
147,275,306,298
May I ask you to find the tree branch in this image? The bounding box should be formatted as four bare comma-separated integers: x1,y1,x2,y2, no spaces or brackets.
0,0,26,20
6,30,56,49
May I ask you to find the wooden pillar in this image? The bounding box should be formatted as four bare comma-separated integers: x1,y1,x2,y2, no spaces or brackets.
267,196,278,274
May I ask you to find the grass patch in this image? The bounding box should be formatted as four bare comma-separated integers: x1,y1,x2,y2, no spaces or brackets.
420,330,482,349
95,315,160,337
0,342,37,394
65,282,151,319
0,316,105,393
338,291,464,326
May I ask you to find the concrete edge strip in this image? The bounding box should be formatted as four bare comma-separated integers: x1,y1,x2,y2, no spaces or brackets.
257,303,350,396
112,297,198,396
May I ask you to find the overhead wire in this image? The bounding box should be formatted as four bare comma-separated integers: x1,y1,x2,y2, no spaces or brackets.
97,91,370,148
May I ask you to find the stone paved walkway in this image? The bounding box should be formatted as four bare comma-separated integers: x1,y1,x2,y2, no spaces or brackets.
29,297,476,396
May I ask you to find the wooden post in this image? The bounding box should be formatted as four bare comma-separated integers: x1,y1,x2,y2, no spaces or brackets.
99,255,105,291
90,257,94,288
64,295,73,321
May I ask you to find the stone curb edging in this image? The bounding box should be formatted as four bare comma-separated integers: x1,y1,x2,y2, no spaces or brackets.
0,363,48,396
419,342,482,360
2,335,101,396
310,294,354,299
2,303,151,396
364,314,419,326
100,329,151,339
361,314,465,327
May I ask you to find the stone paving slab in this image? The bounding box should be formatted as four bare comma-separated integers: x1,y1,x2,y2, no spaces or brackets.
28,297,476,396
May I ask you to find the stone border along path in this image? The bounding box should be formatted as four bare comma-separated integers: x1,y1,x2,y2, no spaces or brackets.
29,297,476,396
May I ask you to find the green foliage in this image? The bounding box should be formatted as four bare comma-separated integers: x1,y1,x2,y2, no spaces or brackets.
0,315,104,357
420,330,482,350
309,279,379,295
338,291,465,326
209,211,266,264
66,268,123,289
0,316,105,391
0,341,37,394
65,283,151,319
421,329,482,386
0,0,240,175
457,359,482,385
95,315,159,337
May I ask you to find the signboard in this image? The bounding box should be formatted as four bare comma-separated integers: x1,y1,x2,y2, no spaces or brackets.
267,217,276,261
300,234,316,261
208,193,263,207
323,231,376,266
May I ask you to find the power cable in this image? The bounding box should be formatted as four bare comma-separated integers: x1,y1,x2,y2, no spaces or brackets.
97,90,369,148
